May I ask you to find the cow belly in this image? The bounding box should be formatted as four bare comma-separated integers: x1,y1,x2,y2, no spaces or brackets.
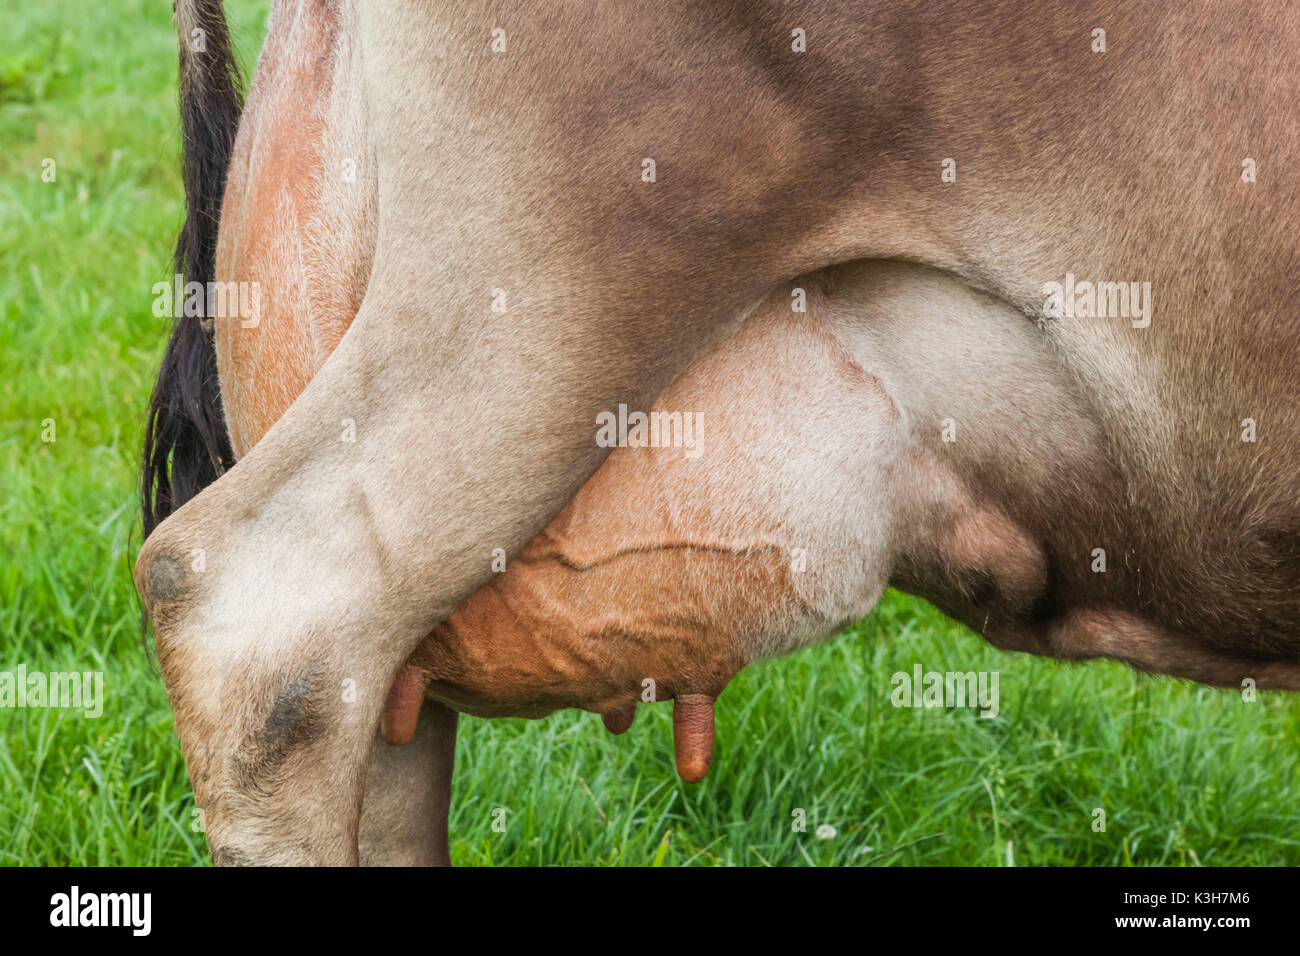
825,264,1300,686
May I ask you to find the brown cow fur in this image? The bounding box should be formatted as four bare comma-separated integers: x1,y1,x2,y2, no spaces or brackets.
139,0,1300,863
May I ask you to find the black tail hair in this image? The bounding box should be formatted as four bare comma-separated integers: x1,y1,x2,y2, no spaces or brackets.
142,0,243,538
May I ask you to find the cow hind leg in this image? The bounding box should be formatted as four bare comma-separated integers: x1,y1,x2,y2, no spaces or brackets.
359,702,458,867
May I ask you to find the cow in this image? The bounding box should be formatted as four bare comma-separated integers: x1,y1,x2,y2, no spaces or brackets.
136,0,1300,865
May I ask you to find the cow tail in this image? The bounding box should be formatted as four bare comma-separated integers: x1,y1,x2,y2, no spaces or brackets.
141,0,243,539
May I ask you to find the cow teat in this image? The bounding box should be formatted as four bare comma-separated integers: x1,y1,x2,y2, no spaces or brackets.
671,693,716,782
601,704,636,735
381,661,430,746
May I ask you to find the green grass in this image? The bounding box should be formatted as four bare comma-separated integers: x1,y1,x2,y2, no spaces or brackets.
2,0,1298,867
